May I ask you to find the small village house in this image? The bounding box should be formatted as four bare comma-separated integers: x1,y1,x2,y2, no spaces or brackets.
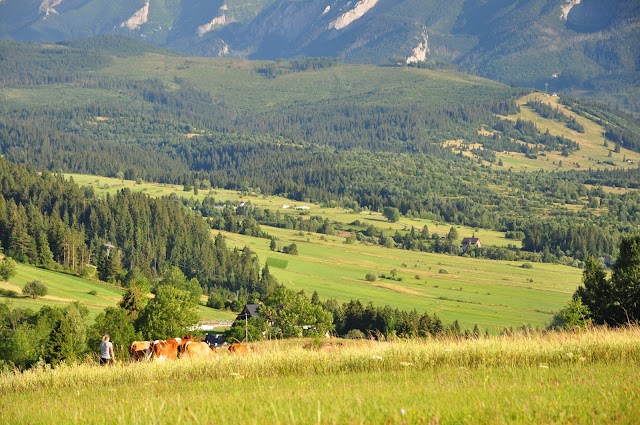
461,237,482,250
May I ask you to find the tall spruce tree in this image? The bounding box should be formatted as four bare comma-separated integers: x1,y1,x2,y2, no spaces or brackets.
575,257,614,324
610,235,640,324
576,236,640,325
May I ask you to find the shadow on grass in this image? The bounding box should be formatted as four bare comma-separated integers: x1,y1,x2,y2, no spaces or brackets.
0,288,21,298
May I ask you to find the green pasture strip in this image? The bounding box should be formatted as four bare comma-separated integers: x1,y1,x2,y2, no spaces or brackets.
217,226,581,331
1,328,639,424
196,305,236,322
66,173,520,248
266,257,289,269
0,85,134,111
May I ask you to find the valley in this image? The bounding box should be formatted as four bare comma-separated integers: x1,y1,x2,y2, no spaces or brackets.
0,18,638,422
0,41,637,335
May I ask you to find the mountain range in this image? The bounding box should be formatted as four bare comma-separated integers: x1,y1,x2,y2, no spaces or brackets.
1,0,639,109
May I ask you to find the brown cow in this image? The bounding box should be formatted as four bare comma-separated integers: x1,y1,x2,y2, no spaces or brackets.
129,341,153,361
180,341,218,359
228,343,249,355
152,336,194,361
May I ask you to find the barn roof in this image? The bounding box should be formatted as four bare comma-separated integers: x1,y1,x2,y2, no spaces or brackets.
235,304,260,321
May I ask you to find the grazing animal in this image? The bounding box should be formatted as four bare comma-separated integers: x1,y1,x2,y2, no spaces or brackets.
129,341,153,361
228,343,249,355
151,339,180,361
152,336,194,361
180,341,218,359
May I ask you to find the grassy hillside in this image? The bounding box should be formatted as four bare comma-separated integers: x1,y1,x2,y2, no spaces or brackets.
62,172,584,331
0,261,235,323
492,93,640,172
66,173,520,247
0,262,123,321
1,327,638,424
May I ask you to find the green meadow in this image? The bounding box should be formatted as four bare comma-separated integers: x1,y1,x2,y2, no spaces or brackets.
66,173,520,248
0,172,583,331
1,327,638,424
217,227,580,331
0,262,123,321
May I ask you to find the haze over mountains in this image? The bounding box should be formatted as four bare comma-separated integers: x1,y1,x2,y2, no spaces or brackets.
1,0,639,109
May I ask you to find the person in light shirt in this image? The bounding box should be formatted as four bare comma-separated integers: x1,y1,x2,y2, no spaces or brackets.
99,334,115,365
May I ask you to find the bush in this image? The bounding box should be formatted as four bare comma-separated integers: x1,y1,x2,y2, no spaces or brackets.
548,298,591,330
365,273,377,282
345,329,366,339
88,290,98,296
521,263,533,269
438,268,448,274
282,243,298,255
206,293,226,309
22,280,48,299
505,231,525,240
0,258,17,281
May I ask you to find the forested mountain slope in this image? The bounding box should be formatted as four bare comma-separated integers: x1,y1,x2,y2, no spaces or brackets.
1,0,639,110
1,38,640,266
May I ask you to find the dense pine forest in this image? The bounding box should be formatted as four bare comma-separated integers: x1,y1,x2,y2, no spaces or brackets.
0,158,264,294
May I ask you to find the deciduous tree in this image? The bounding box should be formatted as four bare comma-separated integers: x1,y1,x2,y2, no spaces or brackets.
135,285,198,340
22,280,48,299
383,207,400,223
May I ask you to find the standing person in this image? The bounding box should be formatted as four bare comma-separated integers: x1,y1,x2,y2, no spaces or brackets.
100,334,115,365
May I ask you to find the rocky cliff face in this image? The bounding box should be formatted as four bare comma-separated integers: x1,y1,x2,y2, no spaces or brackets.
120,1,149,30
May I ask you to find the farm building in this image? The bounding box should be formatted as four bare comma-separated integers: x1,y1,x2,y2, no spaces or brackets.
234,303,260,326
461,237,482,249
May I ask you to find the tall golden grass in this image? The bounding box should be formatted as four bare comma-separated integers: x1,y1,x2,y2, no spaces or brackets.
2,325,639,393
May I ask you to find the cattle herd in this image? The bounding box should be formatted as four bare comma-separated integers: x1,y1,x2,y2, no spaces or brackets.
129,335,250,362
